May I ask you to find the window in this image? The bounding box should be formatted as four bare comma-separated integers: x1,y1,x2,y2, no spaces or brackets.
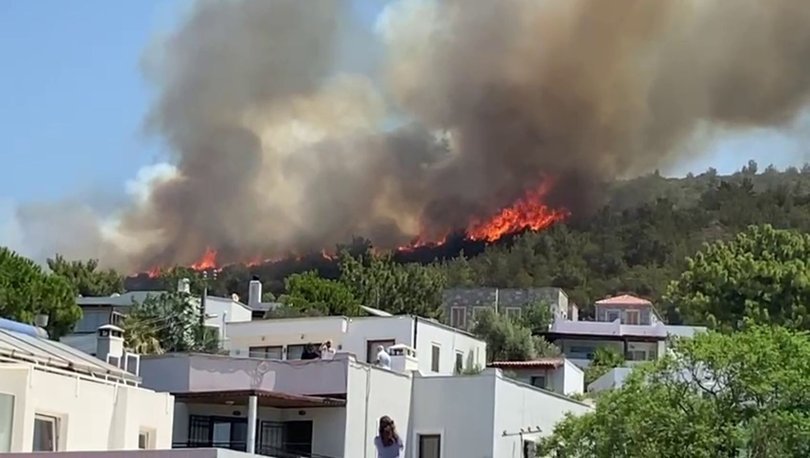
530,375,547,389
286,344,306,360
431,344,441,372
454,351,463,374
568,345,596,359
0,393,13,452
249,345,283,360
366,339,396,364
625,310,640,325
450,306,466,329
504,307,522,320
418,434,441,458
606,310,621,322
626,350,648,361
138,429,153,449
33,414,59,452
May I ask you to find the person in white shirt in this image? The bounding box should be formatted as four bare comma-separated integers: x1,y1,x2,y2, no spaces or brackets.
376,345,391,369
320,340,336,360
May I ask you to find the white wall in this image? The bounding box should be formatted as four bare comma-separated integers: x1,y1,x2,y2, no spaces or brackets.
409,374,497,458
224,315,488,376
225,317,349,358
0,363,173,453
413,319,486,376
562,359,584,395
343,360,413,458
491,371,591,458
344,317,414,363
204,298,252,329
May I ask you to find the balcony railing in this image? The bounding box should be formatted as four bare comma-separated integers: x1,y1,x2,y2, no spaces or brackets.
173,441,336,458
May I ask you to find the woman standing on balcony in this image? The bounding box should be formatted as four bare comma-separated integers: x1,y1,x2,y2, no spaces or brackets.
374,415,404,457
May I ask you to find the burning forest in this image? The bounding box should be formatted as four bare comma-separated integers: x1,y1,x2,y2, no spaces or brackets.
14,0,810,274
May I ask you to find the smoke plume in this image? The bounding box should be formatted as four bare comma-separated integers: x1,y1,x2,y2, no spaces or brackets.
14,0,810,270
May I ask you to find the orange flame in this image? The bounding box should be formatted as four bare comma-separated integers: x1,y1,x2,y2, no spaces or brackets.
191,247,218,271
466,183,569,242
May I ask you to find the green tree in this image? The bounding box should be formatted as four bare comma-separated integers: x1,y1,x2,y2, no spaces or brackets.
47,254,123,297
0,247,81,338
123,291,217,354
665,225,810,331
584,347,625,385
539,325,810,457
280,271,361,316
470,308,559,361
339,252,446,317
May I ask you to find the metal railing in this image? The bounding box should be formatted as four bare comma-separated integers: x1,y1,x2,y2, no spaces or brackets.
173,441,336,458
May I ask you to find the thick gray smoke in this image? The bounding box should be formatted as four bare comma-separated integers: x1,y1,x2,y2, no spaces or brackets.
13,0,810,270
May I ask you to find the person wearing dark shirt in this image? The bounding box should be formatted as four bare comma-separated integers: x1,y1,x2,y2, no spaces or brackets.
301,343,319,360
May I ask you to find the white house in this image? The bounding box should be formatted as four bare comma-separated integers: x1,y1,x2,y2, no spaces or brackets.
487,357,585,395
61,279,254,355
0,320,174,453
225,315,488,376
543,294,707,369
139,351,590,458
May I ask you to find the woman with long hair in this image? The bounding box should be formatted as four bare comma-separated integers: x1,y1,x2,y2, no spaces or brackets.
374,415,403,457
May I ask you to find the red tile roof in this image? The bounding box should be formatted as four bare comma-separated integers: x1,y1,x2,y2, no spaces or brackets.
487,358,564,369
595,294,652,306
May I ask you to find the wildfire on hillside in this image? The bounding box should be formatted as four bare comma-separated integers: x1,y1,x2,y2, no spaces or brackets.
141,180,568,276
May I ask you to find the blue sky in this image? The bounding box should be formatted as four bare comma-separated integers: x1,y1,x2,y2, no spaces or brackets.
0,0,807,208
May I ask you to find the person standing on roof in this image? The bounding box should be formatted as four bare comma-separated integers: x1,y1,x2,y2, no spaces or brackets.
320,340,336,359
376,345,391,369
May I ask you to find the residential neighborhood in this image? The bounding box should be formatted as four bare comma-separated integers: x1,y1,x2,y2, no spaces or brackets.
3,0,810,456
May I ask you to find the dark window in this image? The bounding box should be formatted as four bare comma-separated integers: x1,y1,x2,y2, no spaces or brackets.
450,307,466,328
33,415,58,452
249,346,283,359
454,352,463,373
286,344,306,360
418,434,441,458
366,339,396,363
431,345,441,372
530,375,546,389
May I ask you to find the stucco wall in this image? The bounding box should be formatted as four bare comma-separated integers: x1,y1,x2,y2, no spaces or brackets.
0,363,173,453
412,319,486,375
409,373,497,458
562,359,584,395
491,371,591,458
344,317,414,363
140,354,349,397
343,361,412,458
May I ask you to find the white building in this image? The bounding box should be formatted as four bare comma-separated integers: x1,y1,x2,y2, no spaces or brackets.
140,351,590,458
487,357,585,396
543,294,707,369
61,279,254,355
0,320,174,453
225,315,488,376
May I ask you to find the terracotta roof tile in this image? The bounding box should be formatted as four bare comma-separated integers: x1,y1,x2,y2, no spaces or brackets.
487,358,564,369
595,294,652,306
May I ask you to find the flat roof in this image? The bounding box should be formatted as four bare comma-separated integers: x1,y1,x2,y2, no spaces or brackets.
0,328,140,384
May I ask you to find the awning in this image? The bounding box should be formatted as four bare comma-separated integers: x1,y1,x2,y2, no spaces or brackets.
173,389,346,408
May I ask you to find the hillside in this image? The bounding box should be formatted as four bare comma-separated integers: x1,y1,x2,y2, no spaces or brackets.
125,162,810,322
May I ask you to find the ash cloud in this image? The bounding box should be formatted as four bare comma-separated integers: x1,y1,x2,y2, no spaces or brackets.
14,0,810,271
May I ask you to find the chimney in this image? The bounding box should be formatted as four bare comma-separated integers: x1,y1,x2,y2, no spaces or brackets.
388,344,419,374
569,303,579,322
96,324,124,366
248,276,262,308
178,277,191,294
